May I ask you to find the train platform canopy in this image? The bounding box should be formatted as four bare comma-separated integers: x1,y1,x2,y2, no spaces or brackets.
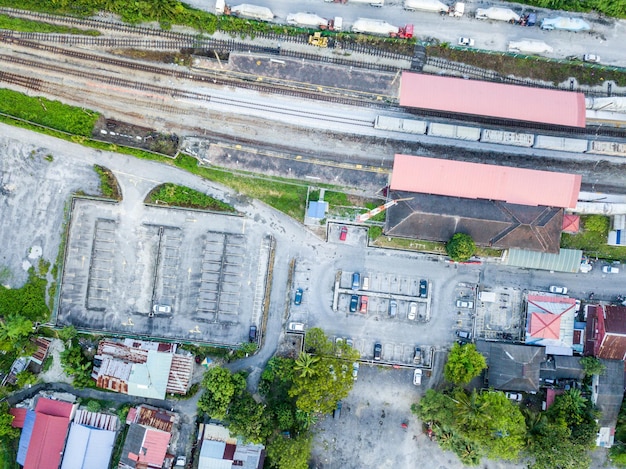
390,154,581,209
399,72,586,128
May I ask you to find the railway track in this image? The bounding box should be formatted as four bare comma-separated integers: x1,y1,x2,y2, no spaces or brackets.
0,54,374,128
0,36,397,108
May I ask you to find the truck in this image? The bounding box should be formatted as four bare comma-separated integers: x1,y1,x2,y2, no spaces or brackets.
286,12,343,31
449,1,465,16
351,18,414,38
508,39,553,54
475,7,520,23
540,17,590,31
325,0,384,6
230,4,274,21
403,0,449,13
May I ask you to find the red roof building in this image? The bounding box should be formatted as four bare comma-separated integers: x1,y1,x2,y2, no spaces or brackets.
9,408,27,428
525,294,577,355
399,72,586,128
20,398,75,469
562,214,580,233
390,154,581,209
584,305,626,359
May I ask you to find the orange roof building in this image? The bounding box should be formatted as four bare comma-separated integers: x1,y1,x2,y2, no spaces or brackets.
399,72,586,128
525,293,577,355
390,154,581,209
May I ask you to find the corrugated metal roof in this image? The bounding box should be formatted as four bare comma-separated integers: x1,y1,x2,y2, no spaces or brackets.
10,408,27,428
60,423,116,469
390,154,581,208
506,248,582,273
127,351,172,400
16,410,36,465
23,413,70,469
34,397,74,418
399,72,586,128
121,424,171,468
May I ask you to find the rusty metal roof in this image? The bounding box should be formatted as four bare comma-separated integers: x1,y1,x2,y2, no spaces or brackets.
390,154,581,209
399,72,586,128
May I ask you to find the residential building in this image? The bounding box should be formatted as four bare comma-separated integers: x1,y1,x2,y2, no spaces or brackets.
584,305,626,359
475,340,545,392
525,293,577,355
198,423,265,469
592,359,625,448
92,339,193,399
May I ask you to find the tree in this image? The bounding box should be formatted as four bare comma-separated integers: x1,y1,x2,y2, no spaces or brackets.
0,402,19,440
0,315,33,351
444,343,486,385
445,232,476,262
266,434,312,469
227,391,272,444
197,366,246,420
16,370,37,388
60,341,93,388
57,325,77,343
304,328,334,355
294,352,319,378
583,215,609,235
526,423,591,469
580,356,606,376
86,400,102,413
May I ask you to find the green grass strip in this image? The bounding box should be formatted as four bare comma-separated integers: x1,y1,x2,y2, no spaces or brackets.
0,13,100,34
0,89,100,136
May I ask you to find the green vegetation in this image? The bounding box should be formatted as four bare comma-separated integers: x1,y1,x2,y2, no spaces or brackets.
414,386,597,467
446,233,476,262
611,399,626,466
580,356,606,377
427,46,626,87
93,165,121,200
562,214,626,261
149,183,235,212
59,339,93,388
0,13,100,34
506,0,625,18
444,343,486,385
0,402,19,469
0,89,99,136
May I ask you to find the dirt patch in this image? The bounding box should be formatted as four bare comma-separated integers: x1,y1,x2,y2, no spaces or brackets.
92,117,179,156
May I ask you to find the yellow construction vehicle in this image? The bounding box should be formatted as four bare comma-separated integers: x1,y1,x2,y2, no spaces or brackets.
308,32,328,48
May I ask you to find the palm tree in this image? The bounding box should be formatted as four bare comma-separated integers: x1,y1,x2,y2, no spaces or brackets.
294,352,319,378
454,390,491,429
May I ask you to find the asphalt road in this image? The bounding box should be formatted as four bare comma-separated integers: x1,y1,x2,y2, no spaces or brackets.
184,0,626,65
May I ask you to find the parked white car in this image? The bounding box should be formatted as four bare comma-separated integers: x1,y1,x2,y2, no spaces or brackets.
458,37,475,46
408,302,418,320
413,369,423,385
603,266,620,274
288,322,305,332
456,299,474,308
549,285,568,294
506,392,523,401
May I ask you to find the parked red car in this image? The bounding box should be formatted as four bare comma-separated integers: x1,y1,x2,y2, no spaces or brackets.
339,226,348,241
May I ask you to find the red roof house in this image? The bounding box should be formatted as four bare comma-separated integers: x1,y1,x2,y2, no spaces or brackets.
584,306,626,359
9,408,27,428
525,294,577,355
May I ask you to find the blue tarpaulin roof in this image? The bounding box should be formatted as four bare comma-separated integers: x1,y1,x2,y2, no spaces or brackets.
17,410,36,465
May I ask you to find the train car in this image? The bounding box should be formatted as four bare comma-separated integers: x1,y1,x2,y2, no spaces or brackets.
427,122,481,140
534,135,588,153
481,129,534,147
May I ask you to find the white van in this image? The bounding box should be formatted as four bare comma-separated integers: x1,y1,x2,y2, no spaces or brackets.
362,276,370,290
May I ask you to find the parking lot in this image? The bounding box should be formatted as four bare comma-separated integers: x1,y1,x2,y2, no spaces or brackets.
289,260,446,366
57,197,271,346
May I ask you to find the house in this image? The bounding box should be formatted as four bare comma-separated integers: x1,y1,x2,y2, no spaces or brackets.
525,293,577,355
584,305,626,359
198,423,265,469
118,424,172,469
592,359,625,448
60,409,119,469
118,406,177,469
92,339,193,399
384,155,582,253
14,397,76,469
540,355,585,383
475,340,545,392
2,337,52,385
